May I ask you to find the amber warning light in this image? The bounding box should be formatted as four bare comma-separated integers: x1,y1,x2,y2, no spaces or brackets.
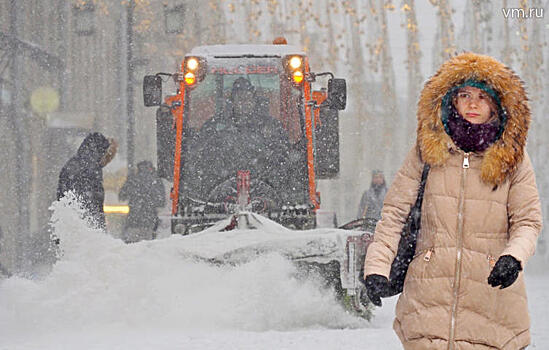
293,71,304,84
184,72,196,85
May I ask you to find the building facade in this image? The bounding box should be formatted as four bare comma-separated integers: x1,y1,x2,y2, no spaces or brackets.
0,0,225,273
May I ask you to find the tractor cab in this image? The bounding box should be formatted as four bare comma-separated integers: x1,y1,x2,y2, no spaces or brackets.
144,42,346,234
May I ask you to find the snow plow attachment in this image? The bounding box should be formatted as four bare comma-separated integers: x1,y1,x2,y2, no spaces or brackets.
176,213,375,319
340,232,374,317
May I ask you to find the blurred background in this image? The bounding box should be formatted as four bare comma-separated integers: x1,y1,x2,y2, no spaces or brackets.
0,0,547,274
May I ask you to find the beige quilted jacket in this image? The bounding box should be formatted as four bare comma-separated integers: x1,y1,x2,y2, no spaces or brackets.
364,53,542,350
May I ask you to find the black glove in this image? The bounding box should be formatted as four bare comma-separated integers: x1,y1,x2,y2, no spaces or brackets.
364,274,389,307
487,255,522,289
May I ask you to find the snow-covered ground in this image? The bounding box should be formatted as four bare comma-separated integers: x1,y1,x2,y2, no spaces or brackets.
1,199,547,350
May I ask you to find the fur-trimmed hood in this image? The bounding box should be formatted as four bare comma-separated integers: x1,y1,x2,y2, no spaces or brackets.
417,52,531,185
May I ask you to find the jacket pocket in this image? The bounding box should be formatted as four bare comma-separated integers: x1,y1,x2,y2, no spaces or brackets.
409,247,434,280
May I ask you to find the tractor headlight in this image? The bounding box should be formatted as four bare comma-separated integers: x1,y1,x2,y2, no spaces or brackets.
187,57,199,71
284,55,305,86
289,56,302,69
183,56,206,86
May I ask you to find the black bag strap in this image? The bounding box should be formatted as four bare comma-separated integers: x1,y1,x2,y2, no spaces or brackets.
419,164,430,197
383,163,430,297
411,164,431,228
400,163,430,239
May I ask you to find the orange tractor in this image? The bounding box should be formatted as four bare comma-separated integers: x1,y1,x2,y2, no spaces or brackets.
143,41,346,234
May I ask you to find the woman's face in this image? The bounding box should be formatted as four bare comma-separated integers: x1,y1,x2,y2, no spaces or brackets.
454,86,494,124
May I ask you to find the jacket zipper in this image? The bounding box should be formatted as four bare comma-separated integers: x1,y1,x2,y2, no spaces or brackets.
487,255,496,268
423,248,434,261
448,152,469,350
412,247,434,260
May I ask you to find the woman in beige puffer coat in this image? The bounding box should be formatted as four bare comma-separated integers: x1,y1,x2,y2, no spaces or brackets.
363,53,542,350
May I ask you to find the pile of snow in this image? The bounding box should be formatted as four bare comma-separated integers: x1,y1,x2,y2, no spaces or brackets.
0,196,364,346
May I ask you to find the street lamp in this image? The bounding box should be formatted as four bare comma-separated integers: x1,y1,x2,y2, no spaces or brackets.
164,4,185,34
73,2,95,36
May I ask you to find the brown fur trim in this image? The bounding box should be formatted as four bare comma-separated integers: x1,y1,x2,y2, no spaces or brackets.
416,53,530,185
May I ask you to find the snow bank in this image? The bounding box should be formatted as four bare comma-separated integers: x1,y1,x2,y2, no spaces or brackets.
0,197,364,344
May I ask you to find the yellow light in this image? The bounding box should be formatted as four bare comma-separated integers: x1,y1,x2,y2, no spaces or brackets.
292,71,304,84
187,58,199,70
104,205,130,214
289,56,302,69
184,72,196,85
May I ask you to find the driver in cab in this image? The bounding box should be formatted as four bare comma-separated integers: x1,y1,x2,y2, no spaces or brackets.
187,77,291,204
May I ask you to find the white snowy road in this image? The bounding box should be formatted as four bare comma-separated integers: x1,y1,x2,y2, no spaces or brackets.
2,274,547,350
1,200,547,350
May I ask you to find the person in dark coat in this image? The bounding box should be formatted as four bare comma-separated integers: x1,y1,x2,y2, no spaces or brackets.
57,132,117,230
357,169,387,221
119,160,166,243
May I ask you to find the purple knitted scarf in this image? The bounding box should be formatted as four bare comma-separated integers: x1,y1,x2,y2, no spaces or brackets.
447,108,500,153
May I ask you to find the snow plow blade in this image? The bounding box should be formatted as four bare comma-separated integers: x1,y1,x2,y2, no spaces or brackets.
172,213,374,318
